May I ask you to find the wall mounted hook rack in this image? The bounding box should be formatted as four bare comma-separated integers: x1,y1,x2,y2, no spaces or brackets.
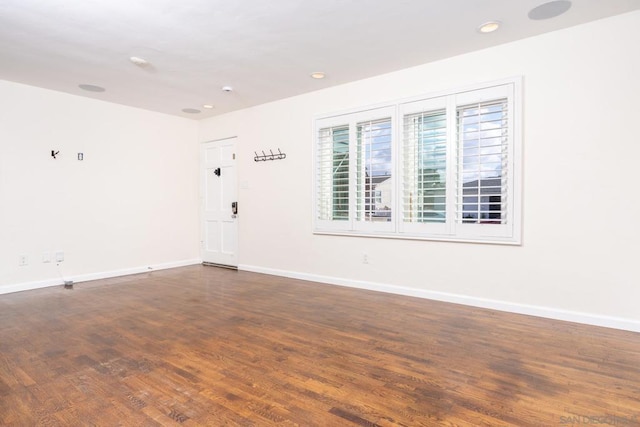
254,148,286,162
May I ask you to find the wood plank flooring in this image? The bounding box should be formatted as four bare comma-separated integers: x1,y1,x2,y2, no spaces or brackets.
1,265,639,426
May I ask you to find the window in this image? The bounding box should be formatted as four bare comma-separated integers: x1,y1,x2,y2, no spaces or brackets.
314,78,521,244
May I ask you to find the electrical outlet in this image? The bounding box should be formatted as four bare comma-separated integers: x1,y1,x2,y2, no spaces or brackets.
55,251,64,262
43,251,51,263
19,255,28,266
362,253,369,264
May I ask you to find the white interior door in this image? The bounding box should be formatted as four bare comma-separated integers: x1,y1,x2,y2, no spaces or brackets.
201,137,238,267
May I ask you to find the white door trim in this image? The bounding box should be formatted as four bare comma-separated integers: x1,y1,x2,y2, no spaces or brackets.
200,137,238,267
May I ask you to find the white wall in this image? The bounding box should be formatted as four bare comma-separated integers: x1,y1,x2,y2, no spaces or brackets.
0,80,200,293
199,12,640,331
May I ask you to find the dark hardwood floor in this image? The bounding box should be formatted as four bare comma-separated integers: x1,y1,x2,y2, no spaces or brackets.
0,265,639,426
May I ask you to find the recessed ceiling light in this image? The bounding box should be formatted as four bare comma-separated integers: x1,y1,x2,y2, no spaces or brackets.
182,108,201,114
528,1,572,20
221,86,233,92
478,21,501,33
203,104,214,109
310,72,326,79
78,84,106,92
129,56,150,67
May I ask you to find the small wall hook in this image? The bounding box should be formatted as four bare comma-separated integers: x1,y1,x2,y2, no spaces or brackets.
51,150,60,159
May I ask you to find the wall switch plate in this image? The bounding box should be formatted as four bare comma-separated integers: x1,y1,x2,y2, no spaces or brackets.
43,252,51,263
55,251,64,262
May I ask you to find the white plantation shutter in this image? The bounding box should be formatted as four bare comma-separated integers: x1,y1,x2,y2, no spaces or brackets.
315,120,352,231
454,83,516,240
316,126,332,220
399,95,450,236
314,107,395,234
314,78,520,243
456,99,508,224
402,110,448,221
356,117,393,229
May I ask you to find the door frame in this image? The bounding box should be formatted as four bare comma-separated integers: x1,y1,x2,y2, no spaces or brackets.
200,136,239,267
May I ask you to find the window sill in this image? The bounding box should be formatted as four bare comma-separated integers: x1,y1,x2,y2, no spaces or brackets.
312,229,521,246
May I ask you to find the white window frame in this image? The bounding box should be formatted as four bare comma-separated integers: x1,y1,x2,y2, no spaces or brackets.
398,95,451,237
312,77,522,245
315,106,397,235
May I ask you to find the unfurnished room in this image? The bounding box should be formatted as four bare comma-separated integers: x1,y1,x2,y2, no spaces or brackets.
1,1,639,425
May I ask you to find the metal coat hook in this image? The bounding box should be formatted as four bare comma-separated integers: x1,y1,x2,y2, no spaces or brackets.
254,148,286,162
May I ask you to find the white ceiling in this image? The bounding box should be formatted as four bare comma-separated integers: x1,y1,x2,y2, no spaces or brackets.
1,0,638,119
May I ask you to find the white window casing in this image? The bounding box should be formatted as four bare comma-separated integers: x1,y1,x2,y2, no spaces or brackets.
313,78,522,245
399,95,450,237
454,85,515,241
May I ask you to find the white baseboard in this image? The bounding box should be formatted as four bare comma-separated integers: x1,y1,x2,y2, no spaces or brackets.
239,264,640,333
0,259,202,296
